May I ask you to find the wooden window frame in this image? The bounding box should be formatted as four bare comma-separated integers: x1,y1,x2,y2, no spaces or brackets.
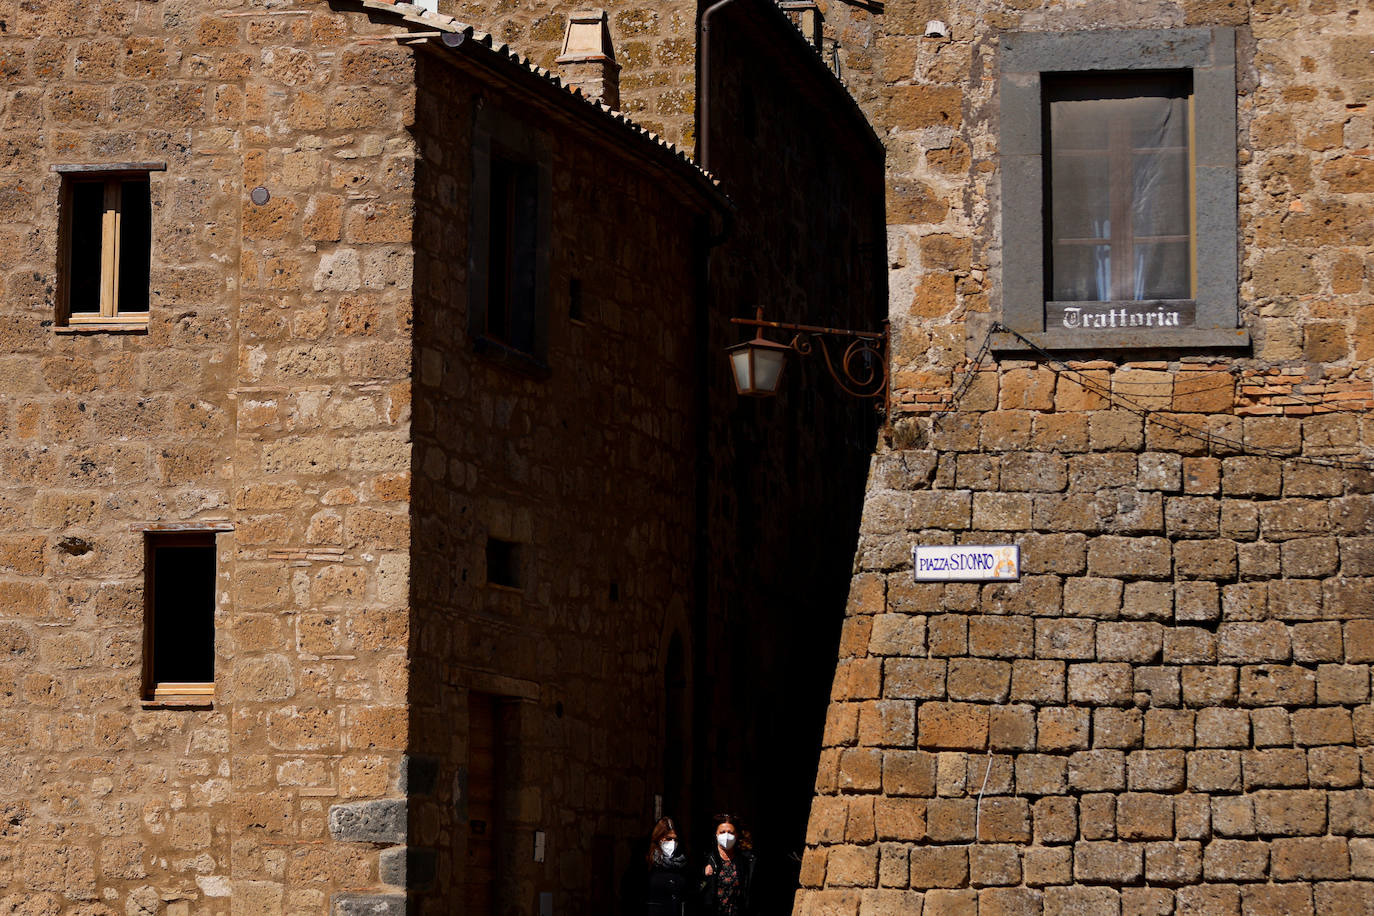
142,529,219,704
53,162,164,331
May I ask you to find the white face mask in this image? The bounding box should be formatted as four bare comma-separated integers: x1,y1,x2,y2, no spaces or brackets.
660,839,677,857
717,832,736,850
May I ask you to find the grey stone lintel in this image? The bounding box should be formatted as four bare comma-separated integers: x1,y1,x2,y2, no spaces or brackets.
51,162,168,173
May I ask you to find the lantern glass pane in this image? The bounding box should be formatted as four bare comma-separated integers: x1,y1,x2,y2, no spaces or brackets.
730,348,753,393
754,348,786,393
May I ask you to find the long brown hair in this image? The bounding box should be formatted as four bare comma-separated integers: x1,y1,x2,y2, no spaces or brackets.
646,816,678,864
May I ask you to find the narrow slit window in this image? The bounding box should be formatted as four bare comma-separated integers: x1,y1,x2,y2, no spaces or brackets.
145,532,216,699
60,173,153,325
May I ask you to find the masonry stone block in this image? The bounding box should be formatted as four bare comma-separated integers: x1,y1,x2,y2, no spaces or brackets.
332,895,406,916
917,702,988,750
1033,796,1079,845
328,800,406,845
1044,885,1121,916
908,846,968,889
1146,840,1203,885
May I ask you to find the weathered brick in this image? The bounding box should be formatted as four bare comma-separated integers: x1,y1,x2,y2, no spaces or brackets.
1087,536,1172,579
828,845,880,887
1011,660,1066,703
1270,837,1350,880
881,748,937,797
917,702,988,750
1034,795,1079,845
1291,707,1354,746
969,616,1034,658
1068,663,1134,706
1023,845,1073,886
1117,793,1174,840
1253,790,1327,836
1093,708,1143,750
946,658,1011,702
874,798,926,842
1074,841,1143,884
1127,750,1186,792
884,658,947,700
908,846,967,889
1039,707,1092,752
1242,748,1309,790
1044,886,1121,916
1145,840,1202,885
1069,750,1126,793
1188,750,1242,792
1239,883,1314,916
1202,839,1270,882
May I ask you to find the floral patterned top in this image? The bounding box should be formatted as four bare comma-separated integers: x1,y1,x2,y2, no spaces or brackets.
716,858,741,916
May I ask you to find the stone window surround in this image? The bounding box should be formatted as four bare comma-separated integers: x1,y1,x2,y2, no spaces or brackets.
467,103,554,375
996,27,1249,351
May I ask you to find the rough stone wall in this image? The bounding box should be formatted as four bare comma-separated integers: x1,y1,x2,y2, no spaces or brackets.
438,0,699,146
797,0,1374,913
0,1,415,911
405,50,707,912
800,405,1374,915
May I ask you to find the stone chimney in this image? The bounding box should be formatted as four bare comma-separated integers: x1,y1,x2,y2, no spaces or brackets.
556,9,621,110
779,1,824,49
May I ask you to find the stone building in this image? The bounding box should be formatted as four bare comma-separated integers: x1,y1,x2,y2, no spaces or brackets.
797,1,1374,915
0,0,883,913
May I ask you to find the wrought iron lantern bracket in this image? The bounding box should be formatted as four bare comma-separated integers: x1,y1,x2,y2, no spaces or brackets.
728,309,889,404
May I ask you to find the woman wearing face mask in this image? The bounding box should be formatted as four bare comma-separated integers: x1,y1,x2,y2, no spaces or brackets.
645,816,692,915
699,814,755,915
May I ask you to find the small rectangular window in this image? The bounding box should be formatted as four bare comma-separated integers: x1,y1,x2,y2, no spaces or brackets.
486,537,522,590
58,169,156,327
144,531,216,700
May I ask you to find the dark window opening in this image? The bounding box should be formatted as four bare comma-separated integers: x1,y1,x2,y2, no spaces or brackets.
486,153,539,352
68,182,105,314
569,277,584,322
145,531,216,697
486,537,522,589
117,179,151,313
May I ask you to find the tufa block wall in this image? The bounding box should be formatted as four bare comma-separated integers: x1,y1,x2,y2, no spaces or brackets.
799,0,1374,913
1,1,415,911
799,405,1374,915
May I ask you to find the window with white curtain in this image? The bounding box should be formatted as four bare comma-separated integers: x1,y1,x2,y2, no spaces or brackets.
1046,73,1192,304
997,29,1245,349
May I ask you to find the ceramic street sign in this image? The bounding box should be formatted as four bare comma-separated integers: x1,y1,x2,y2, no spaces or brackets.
913,544,1020,582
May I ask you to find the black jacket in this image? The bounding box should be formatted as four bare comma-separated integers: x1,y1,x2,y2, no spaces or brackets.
698,848,756,915
646,851,694,916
